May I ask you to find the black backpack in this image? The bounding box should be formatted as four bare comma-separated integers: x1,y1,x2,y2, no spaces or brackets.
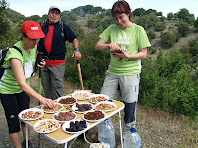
0,46,23,79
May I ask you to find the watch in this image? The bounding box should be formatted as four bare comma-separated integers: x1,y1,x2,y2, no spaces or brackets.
74,48,80,51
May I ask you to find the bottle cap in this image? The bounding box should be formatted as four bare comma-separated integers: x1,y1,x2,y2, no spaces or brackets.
130,128,137,132
108,99,113,102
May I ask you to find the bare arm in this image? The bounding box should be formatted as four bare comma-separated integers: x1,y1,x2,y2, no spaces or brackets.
72,38,81,60
96,38,110,51
11,58,55,108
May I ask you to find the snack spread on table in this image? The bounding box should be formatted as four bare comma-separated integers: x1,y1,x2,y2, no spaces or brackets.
65,120,87,132
42,103,63,113
89,95,108,103
21,110,42,120
75,103,93,112
83,110,105,120
95,103,115,111
58,97,76,105
54,111,76,121
72,92,91,100
34,120,60,133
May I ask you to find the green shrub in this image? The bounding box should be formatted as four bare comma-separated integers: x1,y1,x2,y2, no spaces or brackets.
155,22,166,31
160,32,176,48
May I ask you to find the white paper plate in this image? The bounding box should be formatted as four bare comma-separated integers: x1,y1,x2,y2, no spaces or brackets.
89,94,109,104
34,119,61,134
82,110,106,122
41,103,64,113
72,103,94,113
52,111,77,123
94,101,117,112
62,120,89,134
72,91,91,100
18,108,44,121
56,96,77,106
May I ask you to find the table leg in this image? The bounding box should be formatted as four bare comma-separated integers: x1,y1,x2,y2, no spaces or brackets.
118,111,123,148
64,142,67,148
25,124,28,148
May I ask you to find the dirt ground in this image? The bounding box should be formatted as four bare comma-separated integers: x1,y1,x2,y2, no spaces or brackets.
0,74,197,148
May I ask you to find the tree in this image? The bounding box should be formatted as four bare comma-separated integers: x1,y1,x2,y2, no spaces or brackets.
160,32,176,48
133,8,146,16
167,12,174,20
0,0,10,47
177,8,195,24
27,15,41,22
177,22,190,37
87,19,95,28
194,18,198,30
147,29,156,41
155,22,166,31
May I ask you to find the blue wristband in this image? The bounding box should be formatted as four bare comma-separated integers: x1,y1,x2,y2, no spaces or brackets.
74,48,80,51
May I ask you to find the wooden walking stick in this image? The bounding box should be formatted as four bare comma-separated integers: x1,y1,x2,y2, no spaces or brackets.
77,60,84,90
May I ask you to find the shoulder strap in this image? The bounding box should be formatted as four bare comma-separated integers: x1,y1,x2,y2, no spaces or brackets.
12,46,23,56
59,20,64,32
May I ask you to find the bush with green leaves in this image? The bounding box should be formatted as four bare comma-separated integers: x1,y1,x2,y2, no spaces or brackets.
147,29,156,41
177,22,190,37
160,32,176,48
180,37,198,64
139,49,198,118
64,33,109,93
194,18,198,30
155,22,166,31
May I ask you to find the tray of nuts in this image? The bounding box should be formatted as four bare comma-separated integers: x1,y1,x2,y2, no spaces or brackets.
72,91,91,100
94,101,117,112
41,103,64,113
34,119,61,134
18,108,44,121
89,94,109,104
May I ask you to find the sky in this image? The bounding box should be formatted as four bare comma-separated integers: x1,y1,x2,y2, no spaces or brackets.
7,0,198,18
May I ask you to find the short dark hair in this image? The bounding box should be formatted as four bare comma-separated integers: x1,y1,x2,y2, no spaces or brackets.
21,33,28,40
23,33,28,38
111,0,132,20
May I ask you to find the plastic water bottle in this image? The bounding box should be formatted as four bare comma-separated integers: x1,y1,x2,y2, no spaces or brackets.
124,127,141,148
98,119,115,148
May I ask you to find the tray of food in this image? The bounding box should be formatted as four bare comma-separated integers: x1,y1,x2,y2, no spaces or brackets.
72,91,91,100
34,119,61,134
41,103,64,113
56,96,77,106
82,110,106,122
72,103,94,113
62,120,89,134
94,101,117,112
89,94,109,104
52,111,77,124
18,108,44,121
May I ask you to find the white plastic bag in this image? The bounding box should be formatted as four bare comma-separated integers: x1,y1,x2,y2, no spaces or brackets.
90,142,110,148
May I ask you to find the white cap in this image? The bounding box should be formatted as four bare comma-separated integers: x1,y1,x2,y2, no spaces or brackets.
49,6,61,13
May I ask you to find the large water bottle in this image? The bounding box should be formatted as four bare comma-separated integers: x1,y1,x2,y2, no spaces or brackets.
124,126,141,148
98,119,115,148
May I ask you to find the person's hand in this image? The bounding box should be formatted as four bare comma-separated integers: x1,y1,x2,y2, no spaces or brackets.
72,51,81,60
111,49,129,59
41,98,55,109
109,42,117,51
37,59,46,68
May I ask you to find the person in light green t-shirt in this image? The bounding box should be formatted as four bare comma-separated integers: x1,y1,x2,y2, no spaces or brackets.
0,20,55,148
96,0,151,139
